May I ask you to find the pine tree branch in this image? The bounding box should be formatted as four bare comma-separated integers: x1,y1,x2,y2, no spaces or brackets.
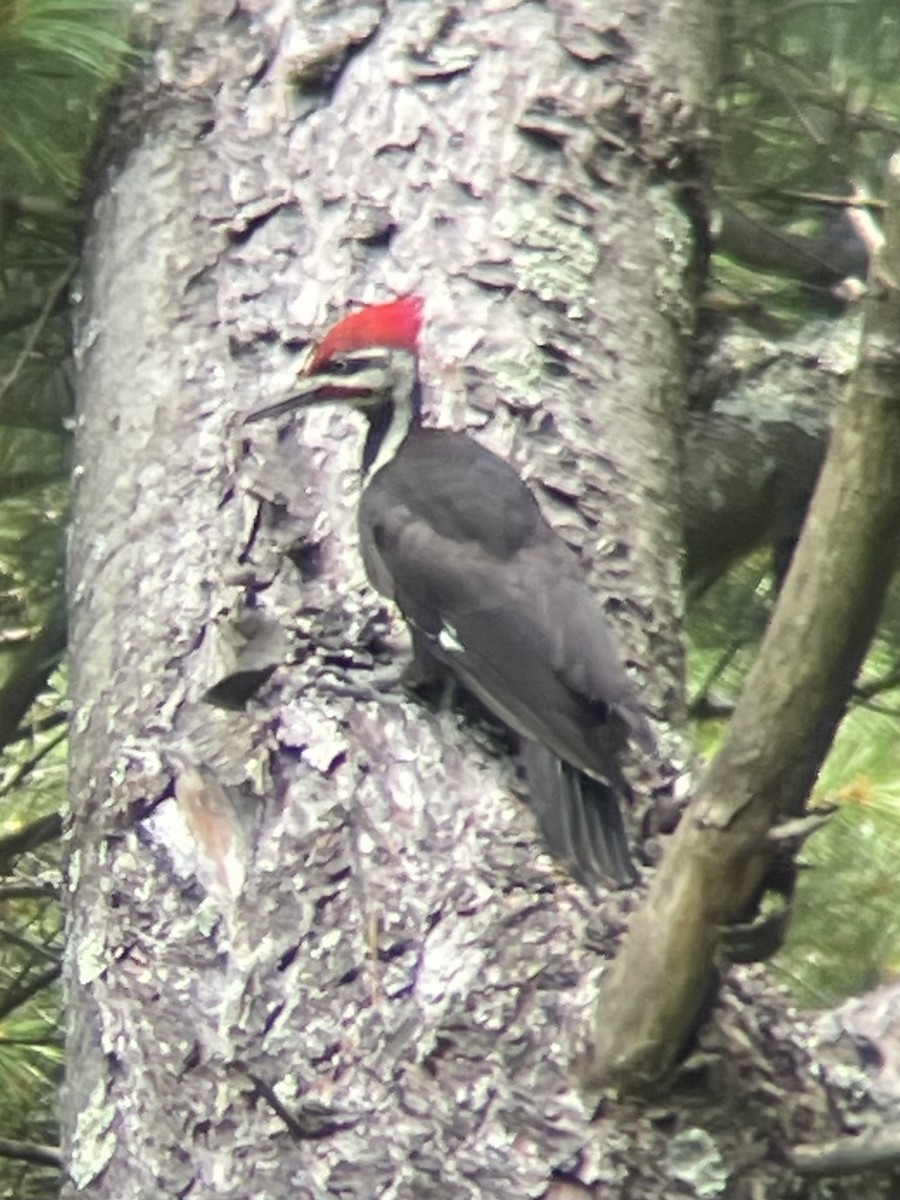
0,927,61,966
0,266,73,410
589,152,900,1089
789,1136,900,1177
0,728,67,799
0,812,63,868
0,1136,60,1169
0,884,59,901
0,964,62,1022
0,598,66,753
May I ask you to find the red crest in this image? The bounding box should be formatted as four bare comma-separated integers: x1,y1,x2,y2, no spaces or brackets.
308,295,424,372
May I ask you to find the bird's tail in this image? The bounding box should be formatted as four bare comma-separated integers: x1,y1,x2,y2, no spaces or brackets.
522,743,636,890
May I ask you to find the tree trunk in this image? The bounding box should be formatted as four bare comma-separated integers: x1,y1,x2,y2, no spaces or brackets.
64,2,889,1197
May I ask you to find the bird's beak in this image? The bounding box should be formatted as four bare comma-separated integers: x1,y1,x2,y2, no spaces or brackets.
243,374,335,424
244,367,389,424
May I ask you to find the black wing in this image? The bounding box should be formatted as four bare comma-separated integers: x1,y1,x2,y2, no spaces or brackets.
360,429,648,785
521,743,637,889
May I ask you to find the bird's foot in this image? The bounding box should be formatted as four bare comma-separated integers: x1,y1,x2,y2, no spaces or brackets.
315,664,409,706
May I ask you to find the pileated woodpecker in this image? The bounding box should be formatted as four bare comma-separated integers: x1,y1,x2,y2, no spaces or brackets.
251,296,651,888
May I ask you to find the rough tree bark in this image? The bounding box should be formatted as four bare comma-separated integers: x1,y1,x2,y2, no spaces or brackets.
64,2,892,1199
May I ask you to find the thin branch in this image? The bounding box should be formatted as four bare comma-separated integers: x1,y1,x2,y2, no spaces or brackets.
0,965,62,1022
0,471,65,501
0,928,61,965
853,666,900,700
779,189,885,211
4,711,67,746
0,598,67,754
741,0,859,35
589,153,900,1089
0,1137,60,1169
0,266,73,408
0,812,63,867
0,1035,61,1047
0,729,67,799
0,884,60,902
0,627,37,649
789,1136,900,1177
